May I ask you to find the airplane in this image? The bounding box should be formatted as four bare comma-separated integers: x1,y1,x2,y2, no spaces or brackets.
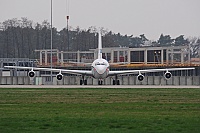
4,32,195,85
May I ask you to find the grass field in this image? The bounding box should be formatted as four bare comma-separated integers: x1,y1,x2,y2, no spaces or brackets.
0,88,200,133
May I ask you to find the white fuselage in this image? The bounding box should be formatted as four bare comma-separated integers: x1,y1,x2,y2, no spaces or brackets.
91,58,110,79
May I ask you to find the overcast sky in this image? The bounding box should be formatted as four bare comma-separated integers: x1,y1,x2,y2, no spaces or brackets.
0,0,199,40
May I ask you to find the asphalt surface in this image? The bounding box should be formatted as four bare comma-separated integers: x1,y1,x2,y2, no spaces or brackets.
0,85,200,88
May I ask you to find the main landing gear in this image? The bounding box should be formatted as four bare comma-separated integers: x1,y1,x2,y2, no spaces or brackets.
80,75,120,85
80,75,87,85
80,75,104,85
112,75,120,85
113,79,120,85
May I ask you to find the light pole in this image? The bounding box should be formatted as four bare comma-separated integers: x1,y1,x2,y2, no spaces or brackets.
50,0,53,84
66,16,69,51
199,49,200,87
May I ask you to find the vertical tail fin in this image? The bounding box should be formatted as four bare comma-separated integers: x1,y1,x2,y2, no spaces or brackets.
98,32,102,59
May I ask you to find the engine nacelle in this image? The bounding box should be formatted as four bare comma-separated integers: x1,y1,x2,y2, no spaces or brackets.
164,72,172,79
56,73,63,80
137,74,144,81
28,70,35,77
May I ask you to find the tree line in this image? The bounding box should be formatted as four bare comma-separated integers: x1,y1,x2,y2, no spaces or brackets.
0,18,199,59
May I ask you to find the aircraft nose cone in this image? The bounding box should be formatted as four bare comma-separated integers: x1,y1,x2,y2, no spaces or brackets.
96,66,106,74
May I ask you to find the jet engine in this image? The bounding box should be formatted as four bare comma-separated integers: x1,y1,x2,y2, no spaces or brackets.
56,73,63,80
137,74,144,81
28,70,35,77
164,71,172,79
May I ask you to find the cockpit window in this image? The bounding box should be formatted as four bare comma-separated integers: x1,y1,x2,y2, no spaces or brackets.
95,62,106,66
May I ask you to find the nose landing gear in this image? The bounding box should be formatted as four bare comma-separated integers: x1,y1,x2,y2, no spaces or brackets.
98,79,103,85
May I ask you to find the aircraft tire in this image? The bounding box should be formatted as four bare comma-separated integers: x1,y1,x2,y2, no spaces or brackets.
113,80,115,85
80,80,83,85
98,80,103,85
84,80,87,85
117,80,120,85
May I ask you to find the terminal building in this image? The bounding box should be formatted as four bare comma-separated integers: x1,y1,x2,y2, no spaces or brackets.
35,46,193,67
0,45,200,85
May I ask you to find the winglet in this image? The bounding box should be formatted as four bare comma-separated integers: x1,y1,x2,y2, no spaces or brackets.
98,32,102,59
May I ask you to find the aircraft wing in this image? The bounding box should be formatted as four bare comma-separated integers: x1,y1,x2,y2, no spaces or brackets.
108,67,195,76
4,66,93,76
68,61,92,66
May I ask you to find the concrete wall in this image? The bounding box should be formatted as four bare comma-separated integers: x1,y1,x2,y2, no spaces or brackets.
0,76,30,85
0,76,199,85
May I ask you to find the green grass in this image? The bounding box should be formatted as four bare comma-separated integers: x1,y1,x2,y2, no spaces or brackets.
0,88,200,133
